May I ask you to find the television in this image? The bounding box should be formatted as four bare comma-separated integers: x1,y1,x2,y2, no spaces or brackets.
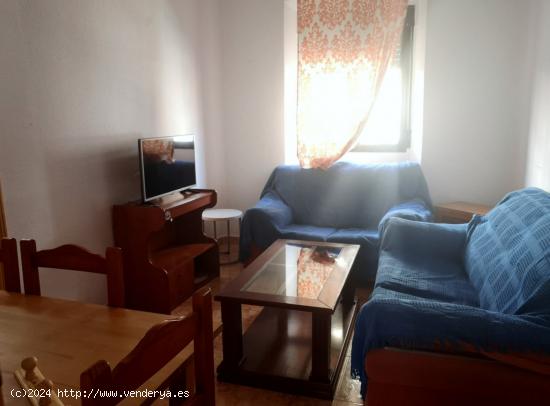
139,135,197,202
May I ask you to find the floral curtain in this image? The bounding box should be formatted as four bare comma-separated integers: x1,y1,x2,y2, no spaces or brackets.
297,0,408,169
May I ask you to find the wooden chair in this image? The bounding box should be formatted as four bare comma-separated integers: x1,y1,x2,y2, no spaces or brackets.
80,288,215,406
20,239,125,307
0,238,20,293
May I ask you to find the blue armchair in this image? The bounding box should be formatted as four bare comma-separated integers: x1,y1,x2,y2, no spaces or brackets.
239,161,433,284
352,187,550,404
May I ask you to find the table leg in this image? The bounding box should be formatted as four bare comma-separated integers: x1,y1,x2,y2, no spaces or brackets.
342,279,356,306
220,301,243,375
310,312,331,382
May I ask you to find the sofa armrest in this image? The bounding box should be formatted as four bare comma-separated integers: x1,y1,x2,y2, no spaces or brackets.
250,192,293,228
380,217,467,261
239,192,293,261
378,199,433,237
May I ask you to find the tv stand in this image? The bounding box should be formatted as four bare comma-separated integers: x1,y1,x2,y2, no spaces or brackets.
113,189,219,313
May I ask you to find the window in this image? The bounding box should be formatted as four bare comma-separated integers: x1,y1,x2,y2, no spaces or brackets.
173,135,195,150
352,5,415,153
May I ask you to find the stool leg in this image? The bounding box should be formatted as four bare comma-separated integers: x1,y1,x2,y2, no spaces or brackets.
238,217,242,254
227,219,231,256
237,217,241,261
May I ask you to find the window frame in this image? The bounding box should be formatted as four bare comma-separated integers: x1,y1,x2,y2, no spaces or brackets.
352,5,415,153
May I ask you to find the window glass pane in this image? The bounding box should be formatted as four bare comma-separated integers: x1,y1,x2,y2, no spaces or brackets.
354,4,415,150
357,64,402,146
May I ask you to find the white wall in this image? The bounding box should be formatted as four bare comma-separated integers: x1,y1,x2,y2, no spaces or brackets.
525,0,550,192
284,0,298,165
421,0,533,205
219,0,285,211
0,0,215,303
197,0,228,206
409,0,427,163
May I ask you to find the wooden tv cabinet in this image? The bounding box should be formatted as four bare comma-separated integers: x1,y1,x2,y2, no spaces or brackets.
113,189,219,313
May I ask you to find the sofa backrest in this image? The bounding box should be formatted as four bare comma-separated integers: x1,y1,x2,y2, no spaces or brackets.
464,188,550,315
260,162,432,229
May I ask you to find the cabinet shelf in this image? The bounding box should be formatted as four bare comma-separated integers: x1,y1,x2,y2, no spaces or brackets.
113,190,220,313
151,243,215,271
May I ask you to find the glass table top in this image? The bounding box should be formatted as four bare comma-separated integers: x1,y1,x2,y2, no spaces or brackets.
241,242,344,300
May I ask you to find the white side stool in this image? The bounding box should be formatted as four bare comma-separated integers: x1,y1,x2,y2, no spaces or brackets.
202,208,243,264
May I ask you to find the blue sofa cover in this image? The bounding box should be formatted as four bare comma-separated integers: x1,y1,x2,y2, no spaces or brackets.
351,187,550,396
239,161,433,283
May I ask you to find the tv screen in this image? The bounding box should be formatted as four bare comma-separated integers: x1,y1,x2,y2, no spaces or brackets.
139,135,197,202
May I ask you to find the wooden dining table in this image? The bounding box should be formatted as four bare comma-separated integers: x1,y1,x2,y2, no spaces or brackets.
0,291,193,405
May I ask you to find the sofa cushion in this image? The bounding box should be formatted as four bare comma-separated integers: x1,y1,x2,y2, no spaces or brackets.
326,228,379,245
279,224,337,242
261,162,432,229
375,252,479,307
465,188,550,315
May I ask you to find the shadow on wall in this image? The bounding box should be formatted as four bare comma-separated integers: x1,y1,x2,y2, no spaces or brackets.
40,133,141,304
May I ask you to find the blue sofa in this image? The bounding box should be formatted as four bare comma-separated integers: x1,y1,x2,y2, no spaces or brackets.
352,187,550,403
239,162,433,284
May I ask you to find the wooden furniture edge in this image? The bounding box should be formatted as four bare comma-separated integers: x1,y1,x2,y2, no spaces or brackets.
1,238,20,293
113,189,219,313
19,240,125,307
365,347,550,404
80,288,214,405
0,181,7,290
0,290,197,402
215,239,360,312
217,291,357,399
435,201,492,223
0,181,6,239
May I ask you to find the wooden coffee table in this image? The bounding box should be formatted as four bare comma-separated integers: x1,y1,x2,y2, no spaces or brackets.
215,239,360,399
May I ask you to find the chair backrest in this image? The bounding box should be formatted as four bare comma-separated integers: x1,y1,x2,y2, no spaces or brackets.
80,288,215,406
19,239,125,307
0,238,20,293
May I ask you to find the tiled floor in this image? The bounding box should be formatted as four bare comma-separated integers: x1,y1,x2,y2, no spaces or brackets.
172,240,366,405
